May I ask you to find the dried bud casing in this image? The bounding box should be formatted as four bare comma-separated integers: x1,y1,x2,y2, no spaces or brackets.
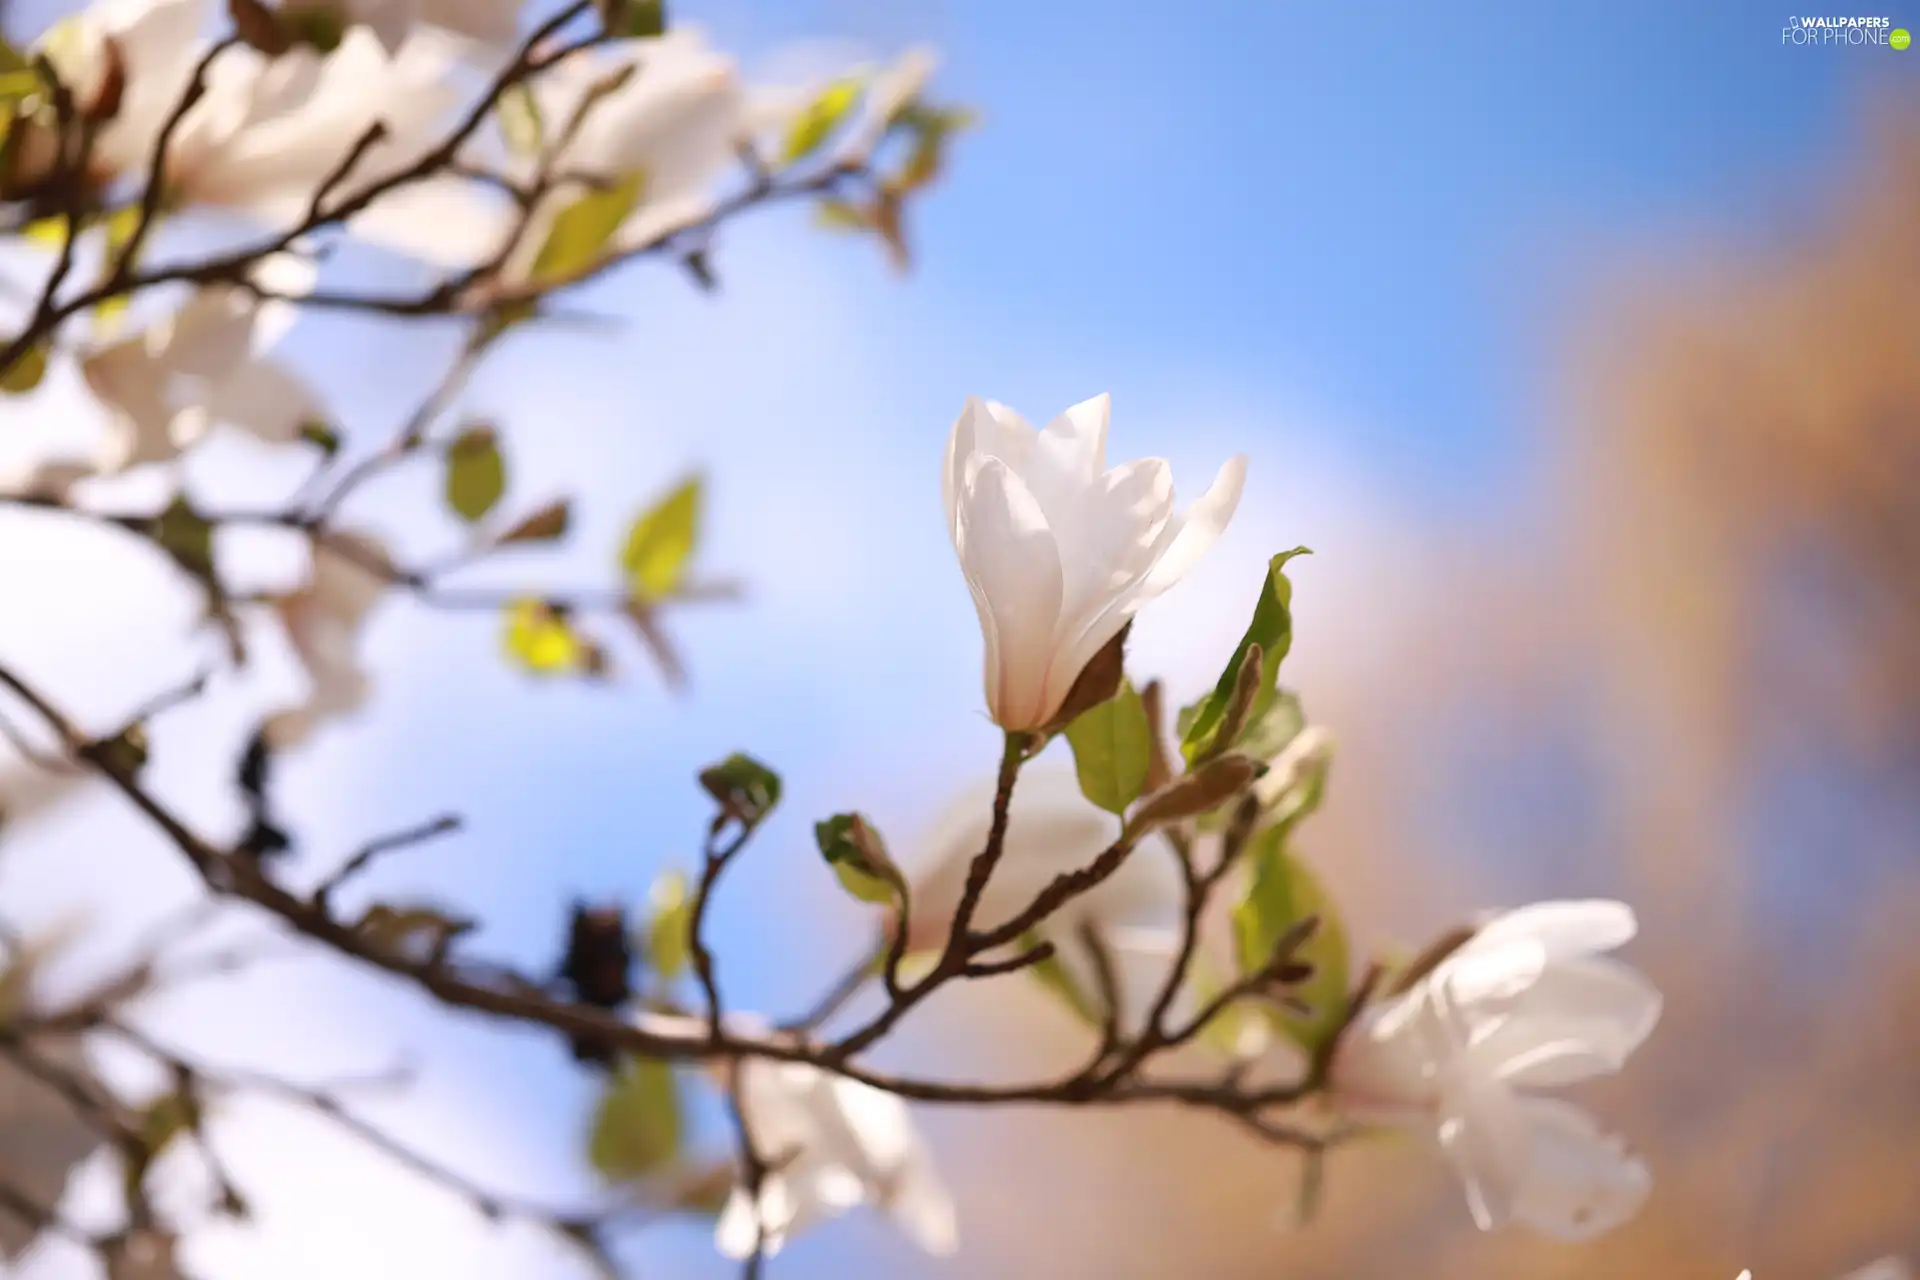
1040,622,1132,735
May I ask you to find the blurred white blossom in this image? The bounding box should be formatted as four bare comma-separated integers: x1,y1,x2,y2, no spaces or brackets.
714,1055,956,1261
39,0,466,236
355,28,748,273
79,252,322,473
265,530,395,749
282,0,525,56
944,393,1246,732
1330,899,1662,1241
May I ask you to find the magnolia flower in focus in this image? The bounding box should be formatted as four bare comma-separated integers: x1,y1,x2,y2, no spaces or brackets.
901,766,1180,967
354,29,746,273
281,0,524,56
1330,900,1662,1241
945,394,1246,732
39,1,464,235
265,531,395,748
79,253,322,472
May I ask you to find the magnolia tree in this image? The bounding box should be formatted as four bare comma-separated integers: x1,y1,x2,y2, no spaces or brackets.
0,1,1669,1277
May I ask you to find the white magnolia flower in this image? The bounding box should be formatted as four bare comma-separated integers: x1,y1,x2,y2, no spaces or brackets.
282,0,524,56
944,394,1246,732
1330,900,1662,1242
265,531,395,748
79,252,322,472
628,1010,956,1261
354,29,746,273
41,0,465,235
902,766,1181,965
715,1055,956,1261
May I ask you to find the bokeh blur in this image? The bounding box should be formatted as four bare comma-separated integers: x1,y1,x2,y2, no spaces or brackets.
1,1,1915,1278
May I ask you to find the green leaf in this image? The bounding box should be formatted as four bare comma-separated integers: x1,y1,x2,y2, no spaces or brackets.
298,420,341,456
444,424,506,524
1063,679,1151,816
1184,952,1269,1060
814,813,904,906
1179,548,1312,765
124,1089,198,1208
1232,827,1349,1054
696,752,781,827
0,37,29,74
1235,689,1308,766
645,869,691,981
813,198,871,233
619,475,700,601
503,598,585,675
20,215,75,248
611,0,667,37
528,171,646,287
282,6,347,51
587,1056,681,1183
93,722,149,779
152,497,215,579
497,83,543,158
1021,931,1103,1028
0,341,47,394
781,77,864,165
352,903,475,963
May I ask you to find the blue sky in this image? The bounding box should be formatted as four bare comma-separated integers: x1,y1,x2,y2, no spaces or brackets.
0,1,1908,1277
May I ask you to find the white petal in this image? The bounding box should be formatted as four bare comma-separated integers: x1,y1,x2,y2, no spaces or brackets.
943,396,1033,540
201,358,325,444
1475,956,1662,1089
155,290,254,379
1468,900,1638,962
955,458,1063,730
246,251,319,350
1135,452,1247,597
1038,456,1177,698
1024,393,1111,517
1435,1072,1531,1232
349,176,518,266
1504,1096,1651,1241
1328,995,1450,1119
418,0,523,48
888,1148,958,1256
820,1075,910,1165
81,341,178,471
715,1183,779,1260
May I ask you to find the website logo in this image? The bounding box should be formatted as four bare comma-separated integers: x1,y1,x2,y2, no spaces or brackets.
1781,15,1908,45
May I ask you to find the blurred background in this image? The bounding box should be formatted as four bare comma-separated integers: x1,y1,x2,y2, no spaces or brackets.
1,0,1915,1276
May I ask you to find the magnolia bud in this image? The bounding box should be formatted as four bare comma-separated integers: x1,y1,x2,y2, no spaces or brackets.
1125,753,1266,837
